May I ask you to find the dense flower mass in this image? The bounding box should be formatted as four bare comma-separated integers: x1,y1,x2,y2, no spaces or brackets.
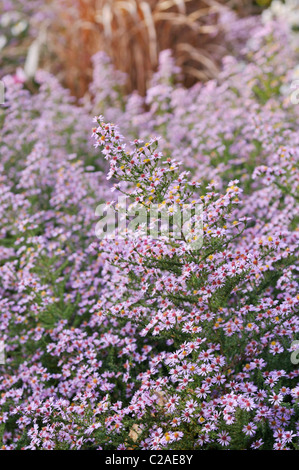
0,12,298,450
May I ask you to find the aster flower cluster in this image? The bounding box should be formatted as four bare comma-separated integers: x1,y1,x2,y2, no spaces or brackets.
0,15,298,450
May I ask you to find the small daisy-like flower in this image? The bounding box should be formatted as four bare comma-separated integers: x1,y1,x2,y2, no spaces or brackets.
242,422,257,437
251,439,264,450
217,431,231,447
269,393,283,406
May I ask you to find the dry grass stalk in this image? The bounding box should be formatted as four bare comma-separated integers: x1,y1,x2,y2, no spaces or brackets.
44,0,233,97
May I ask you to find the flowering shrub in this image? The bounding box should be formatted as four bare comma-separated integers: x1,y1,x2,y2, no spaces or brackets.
0,16,298,450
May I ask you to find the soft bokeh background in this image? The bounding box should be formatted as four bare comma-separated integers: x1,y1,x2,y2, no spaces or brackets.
0,0,279,97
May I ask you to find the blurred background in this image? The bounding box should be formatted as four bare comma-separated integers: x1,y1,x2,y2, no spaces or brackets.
1,0,292,98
